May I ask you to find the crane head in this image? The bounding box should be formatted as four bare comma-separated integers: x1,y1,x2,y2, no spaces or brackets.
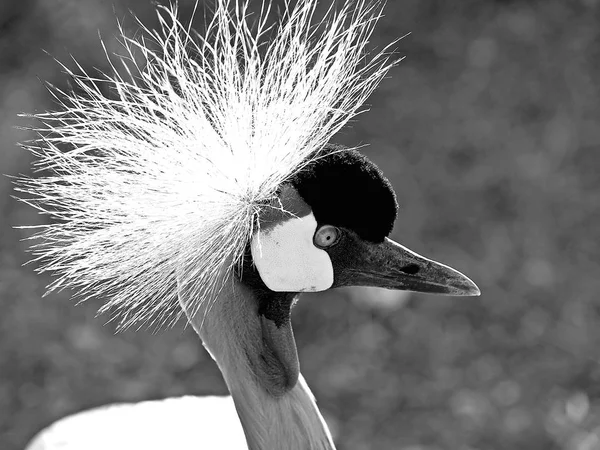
242,144,479,397
250,144,479,297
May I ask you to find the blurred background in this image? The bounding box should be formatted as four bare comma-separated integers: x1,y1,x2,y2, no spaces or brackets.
2,0,599,449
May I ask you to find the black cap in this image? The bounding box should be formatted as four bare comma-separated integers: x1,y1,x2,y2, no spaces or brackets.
290,144,398,243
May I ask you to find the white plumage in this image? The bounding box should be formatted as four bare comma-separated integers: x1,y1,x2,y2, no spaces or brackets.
16,0,396,330
26,396,245,450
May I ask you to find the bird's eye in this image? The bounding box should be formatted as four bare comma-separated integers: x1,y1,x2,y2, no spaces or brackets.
314,225,340,248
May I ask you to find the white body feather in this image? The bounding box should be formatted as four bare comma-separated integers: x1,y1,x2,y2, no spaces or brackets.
26,396,246,450
16,0,396,329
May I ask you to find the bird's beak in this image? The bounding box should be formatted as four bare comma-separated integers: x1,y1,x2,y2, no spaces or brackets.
332,235,480,296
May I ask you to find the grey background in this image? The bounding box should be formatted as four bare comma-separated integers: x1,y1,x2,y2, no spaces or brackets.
1,1,599,449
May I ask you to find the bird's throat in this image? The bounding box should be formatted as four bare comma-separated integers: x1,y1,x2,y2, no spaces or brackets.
256,314,300,396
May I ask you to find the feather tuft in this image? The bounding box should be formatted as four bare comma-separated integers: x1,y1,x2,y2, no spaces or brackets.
14,0,400,329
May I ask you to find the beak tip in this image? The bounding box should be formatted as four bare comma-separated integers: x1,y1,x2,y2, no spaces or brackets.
457,279,481,297
469,285,481,297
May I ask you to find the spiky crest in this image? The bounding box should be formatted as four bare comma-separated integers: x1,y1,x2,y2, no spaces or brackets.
15,0,399,329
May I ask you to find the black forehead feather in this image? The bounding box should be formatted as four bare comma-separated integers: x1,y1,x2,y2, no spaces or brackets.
290,144,398,243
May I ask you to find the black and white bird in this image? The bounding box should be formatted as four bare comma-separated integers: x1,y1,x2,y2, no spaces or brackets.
17,1,480,449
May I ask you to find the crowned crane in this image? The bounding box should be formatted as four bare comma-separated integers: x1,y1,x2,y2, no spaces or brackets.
17,1,480,449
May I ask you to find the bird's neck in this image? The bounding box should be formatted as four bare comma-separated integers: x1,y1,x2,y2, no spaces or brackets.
229,372,334,450
182,276,336,450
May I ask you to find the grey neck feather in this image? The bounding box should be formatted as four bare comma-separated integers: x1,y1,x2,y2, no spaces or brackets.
178,273,336,450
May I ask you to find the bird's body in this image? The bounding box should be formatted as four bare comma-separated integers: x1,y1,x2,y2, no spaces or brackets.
26,396,245,450
16,1,480,449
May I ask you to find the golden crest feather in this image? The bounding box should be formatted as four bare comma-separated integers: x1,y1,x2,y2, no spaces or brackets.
15,0,399,329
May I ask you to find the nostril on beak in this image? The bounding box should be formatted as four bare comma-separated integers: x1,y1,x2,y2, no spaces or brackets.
399,264,420,275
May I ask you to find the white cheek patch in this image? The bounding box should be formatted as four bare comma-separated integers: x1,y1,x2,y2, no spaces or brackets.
250,212,334,292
